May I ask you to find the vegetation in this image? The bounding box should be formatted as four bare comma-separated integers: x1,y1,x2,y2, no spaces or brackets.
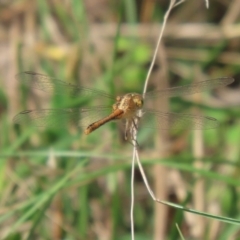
0,0,240,239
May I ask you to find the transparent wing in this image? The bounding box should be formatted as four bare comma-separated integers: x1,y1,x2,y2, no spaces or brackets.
139,110,219,130
16,71,115,100
13,106,114,129
144,77,234,99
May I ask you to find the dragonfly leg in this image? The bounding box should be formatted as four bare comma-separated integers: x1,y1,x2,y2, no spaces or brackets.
124,117,140,140
132,117,140,130
131,138,139,148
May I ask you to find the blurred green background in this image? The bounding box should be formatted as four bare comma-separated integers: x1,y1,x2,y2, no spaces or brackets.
0,0,240,239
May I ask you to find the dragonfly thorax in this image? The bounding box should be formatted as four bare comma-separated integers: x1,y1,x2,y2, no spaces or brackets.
113,93,143,119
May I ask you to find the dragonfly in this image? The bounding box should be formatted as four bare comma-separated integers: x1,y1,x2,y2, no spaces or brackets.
13,71,234,139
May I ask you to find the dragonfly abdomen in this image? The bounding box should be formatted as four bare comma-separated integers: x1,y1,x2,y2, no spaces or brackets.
84,108,124,135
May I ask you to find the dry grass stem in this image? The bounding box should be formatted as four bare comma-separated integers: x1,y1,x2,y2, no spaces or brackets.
130,1,184,239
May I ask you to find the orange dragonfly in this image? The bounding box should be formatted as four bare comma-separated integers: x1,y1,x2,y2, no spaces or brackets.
13,71,234,139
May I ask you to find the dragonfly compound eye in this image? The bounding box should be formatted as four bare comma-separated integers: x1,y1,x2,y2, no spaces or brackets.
133,98,143,108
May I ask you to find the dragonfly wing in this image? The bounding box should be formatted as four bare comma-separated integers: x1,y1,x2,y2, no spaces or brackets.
144,77,234,99
13,107,113,129
139,110,219,130
16,71,115,100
